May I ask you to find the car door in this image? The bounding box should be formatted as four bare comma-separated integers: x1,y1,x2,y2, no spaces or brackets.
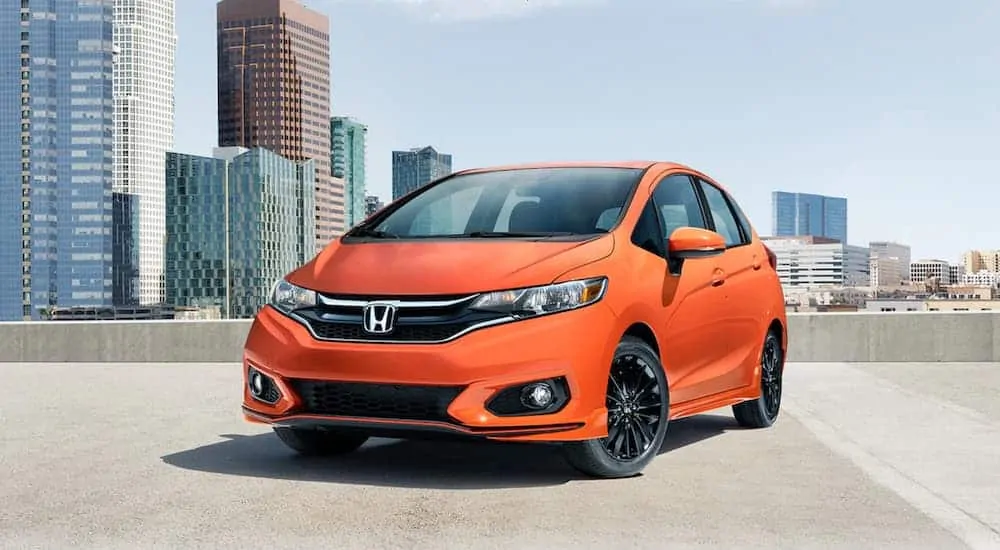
694,177,762,392
645,173,730,405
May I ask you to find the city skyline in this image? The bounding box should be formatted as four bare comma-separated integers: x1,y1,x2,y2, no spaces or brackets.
165,0,1000,262
3,0,998,320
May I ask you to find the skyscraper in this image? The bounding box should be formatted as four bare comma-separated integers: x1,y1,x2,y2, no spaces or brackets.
391,146,452,200
165,147,316,319
216,0,338,254
771,191,848,244
330,116,367,228
0,0,116,321
113,0,177,305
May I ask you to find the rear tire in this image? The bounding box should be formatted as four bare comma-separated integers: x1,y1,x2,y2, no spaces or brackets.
732,329,784,428
273,427,369,456
562,335,670,478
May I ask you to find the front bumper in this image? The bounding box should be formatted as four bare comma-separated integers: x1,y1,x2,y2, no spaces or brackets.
241,303,621,442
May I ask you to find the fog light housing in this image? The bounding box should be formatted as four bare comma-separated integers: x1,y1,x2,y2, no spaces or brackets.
486,377,570,417
247,366,281,405
521,383,554,410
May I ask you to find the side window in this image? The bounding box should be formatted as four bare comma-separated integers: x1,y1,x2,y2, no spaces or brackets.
728,196,755,242
696,179,746,247
651,174,709,240
629,199,665,257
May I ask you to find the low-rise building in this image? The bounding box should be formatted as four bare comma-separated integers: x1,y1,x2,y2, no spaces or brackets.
910,259,952,285
865,298,1000,312
869,241,911,287
763,236,870,288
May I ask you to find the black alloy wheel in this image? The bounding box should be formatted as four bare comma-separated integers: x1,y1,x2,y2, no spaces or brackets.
562,335,670,478
733,329,784,428
603,352,665,461
760,333,782,419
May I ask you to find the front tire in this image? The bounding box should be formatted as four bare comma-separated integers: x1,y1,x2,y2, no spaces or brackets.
732,329,784,428
273,427,369,456
562,335,670,478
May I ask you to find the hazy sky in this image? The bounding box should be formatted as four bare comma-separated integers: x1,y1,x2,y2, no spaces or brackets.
173,0,999,261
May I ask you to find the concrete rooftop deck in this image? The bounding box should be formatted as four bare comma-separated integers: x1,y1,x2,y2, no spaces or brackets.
2,360,999,549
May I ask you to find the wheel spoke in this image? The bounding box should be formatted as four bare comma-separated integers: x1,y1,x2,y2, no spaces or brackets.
632,368,656,396
608,422,625,456
634,415,655,448
626,421,640,457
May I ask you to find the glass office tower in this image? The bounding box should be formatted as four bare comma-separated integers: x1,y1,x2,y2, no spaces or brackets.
165,147,316,319
0,0,116,321
330,116,367,228
771,191,848,244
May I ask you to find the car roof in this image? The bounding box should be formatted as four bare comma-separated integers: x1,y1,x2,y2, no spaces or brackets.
454,160,694,175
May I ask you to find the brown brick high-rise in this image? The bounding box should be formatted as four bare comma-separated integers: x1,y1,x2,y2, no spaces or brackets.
216,0,344,252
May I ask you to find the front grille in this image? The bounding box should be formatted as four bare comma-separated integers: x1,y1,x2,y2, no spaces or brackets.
289,379,464,423
293,293,510,343
306,320,476,342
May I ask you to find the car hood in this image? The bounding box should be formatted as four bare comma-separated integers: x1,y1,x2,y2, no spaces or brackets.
287,235,615,296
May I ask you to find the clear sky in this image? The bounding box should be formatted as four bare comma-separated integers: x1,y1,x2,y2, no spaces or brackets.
174,0,999,261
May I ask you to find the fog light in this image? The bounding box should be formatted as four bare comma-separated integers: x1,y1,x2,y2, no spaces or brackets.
247,366,280,404
249,370,264,397
521,382,554,410
486,377,570,416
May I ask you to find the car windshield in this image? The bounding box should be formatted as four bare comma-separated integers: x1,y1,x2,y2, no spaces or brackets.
352,167,644,239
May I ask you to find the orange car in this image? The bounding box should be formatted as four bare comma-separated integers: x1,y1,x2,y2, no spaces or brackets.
242,161,787,478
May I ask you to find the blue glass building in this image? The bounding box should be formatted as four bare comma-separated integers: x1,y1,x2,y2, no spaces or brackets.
330,116,367,228
165,147,316,319
0,0,116,321
771,191,848,244
391,146,452,200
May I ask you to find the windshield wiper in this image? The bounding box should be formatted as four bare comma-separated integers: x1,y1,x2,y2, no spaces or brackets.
455,231,576,238
350,228,400,239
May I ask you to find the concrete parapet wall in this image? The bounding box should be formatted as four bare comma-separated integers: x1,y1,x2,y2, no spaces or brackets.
0,312,996,363
0,320,254,363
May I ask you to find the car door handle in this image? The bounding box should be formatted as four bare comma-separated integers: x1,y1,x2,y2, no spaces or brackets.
752,254,762,270
711,268,726,287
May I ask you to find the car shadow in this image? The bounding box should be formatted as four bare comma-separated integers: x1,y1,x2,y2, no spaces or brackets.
160,413,740,490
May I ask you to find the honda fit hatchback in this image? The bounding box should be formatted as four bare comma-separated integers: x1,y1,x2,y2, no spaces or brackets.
242,161,787,478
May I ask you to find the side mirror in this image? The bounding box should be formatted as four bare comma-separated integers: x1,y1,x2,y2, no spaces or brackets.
667,227,726,260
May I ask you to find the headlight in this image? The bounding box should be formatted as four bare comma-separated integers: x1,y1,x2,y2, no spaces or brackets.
469,277,607,318
269,279,317,314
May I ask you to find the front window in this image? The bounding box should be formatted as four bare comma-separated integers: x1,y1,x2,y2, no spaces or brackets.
350,167,644,240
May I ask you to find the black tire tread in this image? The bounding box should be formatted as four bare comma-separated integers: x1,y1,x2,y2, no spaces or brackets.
273,427,369,456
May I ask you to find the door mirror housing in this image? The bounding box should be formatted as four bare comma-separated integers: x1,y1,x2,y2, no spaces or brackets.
667,227,727,260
